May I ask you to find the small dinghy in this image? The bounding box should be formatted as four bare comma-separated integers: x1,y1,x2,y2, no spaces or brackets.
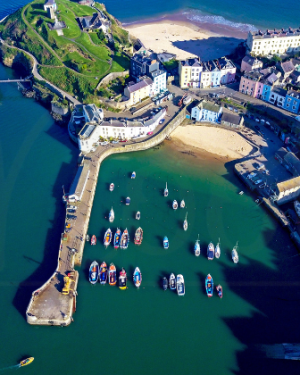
163,236,169,249
91,235,97,246
114,228,121,249
216,284,223,298
126,197,131,205
232,241,239,263
164,182,168,197
136,211,141,220
169,273,176,290
133,267,142,288
99,261,108,285
119,268,127,290
180,200,185,208
89,261,99,284
134,227,143,245
207,242,214,260
120,228,129,249
131,171,136,179
109,183,114,191
215,238,221,259
109,207,115,223
183,212,188,231
108,263,117,285
162,277,168,291
176,274,185,296
205,274,214,297
103,228,112,247
86,234,90,242
194,234,200,256
172,200,178,210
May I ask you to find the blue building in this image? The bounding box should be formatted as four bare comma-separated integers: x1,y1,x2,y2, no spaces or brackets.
284,90,300,114
210,61,221,87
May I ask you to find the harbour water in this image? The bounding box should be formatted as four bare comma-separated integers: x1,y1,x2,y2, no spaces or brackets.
1,59,300,373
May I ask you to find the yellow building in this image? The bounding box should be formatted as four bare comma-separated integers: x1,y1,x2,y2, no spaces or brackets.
178,58,202,88
124,78,153,106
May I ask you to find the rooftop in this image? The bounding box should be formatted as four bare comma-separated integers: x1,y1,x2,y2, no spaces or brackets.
277,176,300,193
180,58,201,67
249,27,300,40
242,55,262,66
78,124,96,139
83,104,103,124
68,162,90,198
272,87,287,97
287,89,300,99
194,100,221,113
125,78,153,93
221,112,242,125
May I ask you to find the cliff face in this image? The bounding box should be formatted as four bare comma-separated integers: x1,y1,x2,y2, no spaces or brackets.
0,45,33,75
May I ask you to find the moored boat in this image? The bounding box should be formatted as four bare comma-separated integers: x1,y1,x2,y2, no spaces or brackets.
176,274,185,296
103,228,112,247
109,207,115,223
216,284,223,298
180,200,185,208
169,273,176,290
108,263,117,286
232,241,239,263
162,277,168,291
120,228,129,249
114,228,121,249
183,212,188,231
136,211,141,220
89,261,99,284
99,261,108,285
86,234,90,242
215,239,221,259
131,171,136,179
294,200,300,218
133,267,142,288
118,268,127,290
164,182,168,197
172,200,178,210
126,197,131,205
205,274,214,297
194,234,200,256
163,236,169,249
109,183,114,191
207,242,214,260
91,235,97,246
134,227,143,245
20,358,34,367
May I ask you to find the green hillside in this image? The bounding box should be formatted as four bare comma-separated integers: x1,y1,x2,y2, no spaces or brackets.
0,0,131,102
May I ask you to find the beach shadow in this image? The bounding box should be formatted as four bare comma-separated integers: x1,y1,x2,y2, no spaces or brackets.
172,36,243,61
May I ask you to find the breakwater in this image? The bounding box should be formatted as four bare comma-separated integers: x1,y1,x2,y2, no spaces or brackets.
26,107,187,326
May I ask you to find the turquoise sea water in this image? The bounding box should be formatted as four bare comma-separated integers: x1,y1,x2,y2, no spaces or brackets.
1,0,300,30
1,59,300,374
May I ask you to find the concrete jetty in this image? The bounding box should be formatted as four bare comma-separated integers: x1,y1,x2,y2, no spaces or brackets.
26,108,186,326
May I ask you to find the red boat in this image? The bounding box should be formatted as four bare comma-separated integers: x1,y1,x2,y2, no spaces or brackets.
216,284,223,298
91,235,97,245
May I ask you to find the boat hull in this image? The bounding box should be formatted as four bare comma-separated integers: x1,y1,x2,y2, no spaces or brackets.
114,229,121,249
172,200,178,210
20,358,34,367
169,273,176,290
89,261,99,284
108,263,117,285
99,262,108,285
119,268,127,290
104,229,112,247
120,229,129,249
205,274,214,297
134,227,143,245
207,242,214,260
176,274,185,296
163,237,169,249
91,235,97,245
133,267,142,288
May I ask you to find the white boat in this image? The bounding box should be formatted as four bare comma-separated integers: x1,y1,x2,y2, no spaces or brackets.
172,200,178,210
215,238,221,259
183,212,188,231
194,234,200,256
176,274,185,296
232,242,239,263
109,207,114,223
109,183,114,191
136,211,141,220
131,171,136,179
180,200,185,208
294,200,300,218
164,183,168,197
207,242,214,260
169,273,176,290
103,228,112,247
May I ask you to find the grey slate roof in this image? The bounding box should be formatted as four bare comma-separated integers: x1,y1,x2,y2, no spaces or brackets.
272,87,287,97
221,112,242,125
281,60,295,73
287,90,300,99
126,78,153,93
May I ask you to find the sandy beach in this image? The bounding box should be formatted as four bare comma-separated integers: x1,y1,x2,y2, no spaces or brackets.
171,125,253,160
124,19,244,60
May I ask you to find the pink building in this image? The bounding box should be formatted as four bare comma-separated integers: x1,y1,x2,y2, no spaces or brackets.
241,55,263,73
239,71,263,97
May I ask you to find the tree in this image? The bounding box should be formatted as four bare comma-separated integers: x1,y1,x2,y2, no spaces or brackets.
97,29,105,42
272,54,282,63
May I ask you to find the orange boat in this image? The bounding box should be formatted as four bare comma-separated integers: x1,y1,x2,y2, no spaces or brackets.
91,235,97,245
108,263,117,285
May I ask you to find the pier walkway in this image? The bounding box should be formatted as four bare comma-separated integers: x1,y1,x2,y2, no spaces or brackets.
26,108,187,326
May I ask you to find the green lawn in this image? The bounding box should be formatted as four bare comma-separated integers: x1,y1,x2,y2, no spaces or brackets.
74,33,111,61
111,52,130,72
89,32,104,46
58,0,95,17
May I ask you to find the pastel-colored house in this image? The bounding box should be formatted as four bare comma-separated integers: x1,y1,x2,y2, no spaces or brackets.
217,57,236,84
284,90,300,114
268,87,286,108
191,100,222,123
124,78,153,106
178,58,202,88
241,55,263,73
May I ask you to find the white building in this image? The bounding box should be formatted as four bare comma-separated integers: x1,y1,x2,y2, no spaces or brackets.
68,162,90,202
191,100,222,123
77,108,167,153
247,28,300,56
149,69,167,96
73,104,103,125
276,176,300,205
44,0,57,11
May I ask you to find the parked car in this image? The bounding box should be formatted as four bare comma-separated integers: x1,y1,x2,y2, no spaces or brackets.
67,205,77,210
260,119,265,124
147,131,153,135
120,139,128,142
259,182,266,189
247,172,257,179
100,141,109,146
266,121,271,126
228,107,233,111
111,140,119,144
254,179,263,185
255,118,260,122
159,119,165,124
130,107,137,113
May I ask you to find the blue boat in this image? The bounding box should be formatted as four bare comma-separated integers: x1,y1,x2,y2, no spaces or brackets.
89,261,99,285
169,273,176,290
133,267,142,288
126,197,131,205
120,228,129,249
99,262,108,285
163,236,169,249
207,242,214,260
131,171,136,179
205,274,214,297
162,277,168,291
114,228,121,249
194,234,200,256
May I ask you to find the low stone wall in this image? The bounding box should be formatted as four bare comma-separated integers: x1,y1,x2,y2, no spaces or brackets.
97,69,129,88
51,102,69,116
